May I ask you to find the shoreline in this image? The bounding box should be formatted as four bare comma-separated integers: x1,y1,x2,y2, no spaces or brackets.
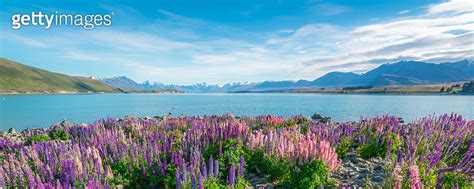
1,91,472,95
2,81,472,95
0,91,184,95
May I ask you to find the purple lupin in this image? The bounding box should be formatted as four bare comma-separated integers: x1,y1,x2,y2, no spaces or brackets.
175,169,181,189
201,162,207,179
180,163,187,184
190,168,196,189
228,164,235,187
214,160,219,178
198,175,204,189
208,156,214,177
238,156,244,178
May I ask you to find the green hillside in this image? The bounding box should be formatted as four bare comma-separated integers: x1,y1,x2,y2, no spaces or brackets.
0,58,120,93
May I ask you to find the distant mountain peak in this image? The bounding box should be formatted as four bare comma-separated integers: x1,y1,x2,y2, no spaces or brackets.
100,76,142,90
311,71,361,87
111,76,130,79
454,59,473,65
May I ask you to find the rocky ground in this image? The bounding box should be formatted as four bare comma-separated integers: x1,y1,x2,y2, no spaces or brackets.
241,151,390,188
332,152,390,187
245,172,278,189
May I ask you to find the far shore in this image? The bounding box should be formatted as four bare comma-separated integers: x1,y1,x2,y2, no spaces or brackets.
1,82,473,95
1,91,472,95
234,82,473,95
0,89,184,95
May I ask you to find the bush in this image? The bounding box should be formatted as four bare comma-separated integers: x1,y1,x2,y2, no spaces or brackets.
25,134,51,145
221,139,247,166
107,153,178,188
285,160,334,188
203,177,225,189
358,142,386,159
246,149,335,187
203,138,249,180
357,133,398,159
246,148,292,182
49,127,70,140
336,139,351,158
440,172,470,188
234,178,250,189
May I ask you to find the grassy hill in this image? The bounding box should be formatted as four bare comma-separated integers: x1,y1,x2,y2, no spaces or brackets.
0,58,120,93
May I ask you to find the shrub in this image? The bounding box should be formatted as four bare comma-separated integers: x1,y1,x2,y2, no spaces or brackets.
25,134,51,145
285,160,334,188
49,127,70,140
203,177,225,189
246,148,292,182
234,178,250,189
336,139,351,158
203,138,249,180
357,133,398,159
358,142,386,159
440,172,470,188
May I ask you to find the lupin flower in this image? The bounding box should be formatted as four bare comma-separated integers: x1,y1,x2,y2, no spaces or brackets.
238,156,244,178
180,164,187,184
0,166,5,187
190,168,196,189
201,162,207,179
208,156,214,177
409,165,422,189
392,164,403,189
228,164,235,187
175,169,181,189
141,164,147,177
214,160,219,178
35,175,44,188
198,175,204,189
56,179,63,189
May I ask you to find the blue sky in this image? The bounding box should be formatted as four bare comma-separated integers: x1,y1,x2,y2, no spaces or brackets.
0,0,473,85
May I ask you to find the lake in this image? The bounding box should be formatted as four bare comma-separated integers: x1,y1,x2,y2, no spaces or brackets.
0,93,473,130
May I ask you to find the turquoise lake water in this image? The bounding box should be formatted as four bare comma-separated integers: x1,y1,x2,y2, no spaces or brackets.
0,93,473,130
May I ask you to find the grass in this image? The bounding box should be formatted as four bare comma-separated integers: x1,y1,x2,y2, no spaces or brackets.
0,58,120,93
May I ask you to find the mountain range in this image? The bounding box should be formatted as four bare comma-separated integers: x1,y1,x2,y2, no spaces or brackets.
101,59,474,93
1,58,472,93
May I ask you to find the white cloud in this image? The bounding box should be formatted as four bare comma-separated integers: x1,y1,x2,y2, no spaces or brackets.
398,10,410,15
427,0,473,15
